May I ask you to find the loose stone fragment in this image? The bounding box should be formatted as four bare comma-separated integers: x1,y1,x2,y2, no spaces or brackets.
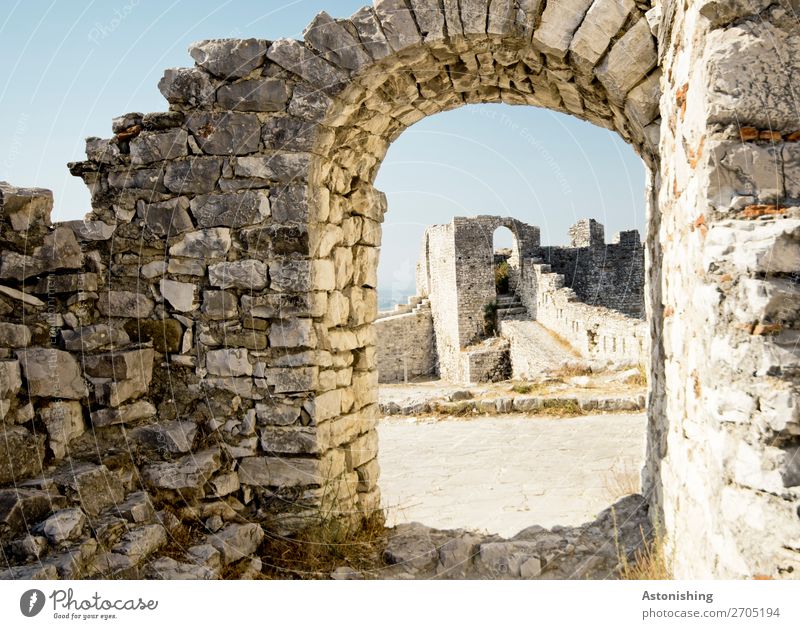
189,39,268,79
208,523,265,565
39,508,87,546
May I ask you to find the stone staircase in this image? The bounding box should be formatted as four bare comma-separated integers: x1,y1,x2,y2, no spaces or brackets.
496,293,527,319
376,295,431,321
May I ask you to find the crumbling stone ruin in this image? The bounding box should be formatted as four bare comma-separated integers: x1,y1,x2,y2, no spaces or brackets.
376,215,646,383
0,0,799,579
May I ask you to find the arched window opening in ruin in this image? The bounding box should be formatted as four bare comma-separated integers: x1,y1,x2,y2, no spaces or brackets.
493,226,516,296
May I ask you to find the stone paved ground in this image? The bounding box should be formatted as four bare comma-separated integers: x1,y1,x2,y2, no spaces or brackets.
379,413,647,538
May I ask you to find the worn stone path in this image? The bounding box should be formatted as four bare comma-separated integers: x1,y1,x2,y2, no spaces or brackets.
379,413,647,538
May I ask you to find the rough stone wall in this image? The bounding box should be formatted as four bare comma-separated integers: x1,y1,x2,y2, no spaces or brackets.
647,0,800,579
374,301,436,383
541,219,646,318
0,0,794,580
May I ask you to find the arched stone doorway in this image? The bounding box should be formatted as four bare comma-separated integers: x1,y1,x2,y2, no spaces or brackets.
296,0,662,538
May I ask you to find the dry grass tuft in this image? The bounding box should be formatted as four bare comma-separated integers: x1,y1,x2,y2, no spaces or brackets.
555,364,593,378
539,398,584,417
618,531,672,580
603,459,642,502
259,512,388,579
625,364,648,387
614,512,672,580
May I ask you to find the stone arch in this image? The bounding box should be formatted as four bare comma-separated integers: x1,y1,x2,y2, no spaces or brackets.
293,0,662,522
0,0,796,580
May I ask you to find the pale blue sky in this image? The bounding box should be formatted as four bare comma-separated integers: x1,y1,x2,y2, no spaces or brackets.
0,1,645,297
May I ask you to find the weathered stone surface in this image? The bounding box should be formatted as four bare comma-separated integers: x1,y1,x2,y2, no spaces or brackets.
595,18,657,103
160,278,198,312
259,425,319,454
0,360,22,397
39,508,86,546
54,464,125,517
345,430,379,470
624,70,661,127
61,325,130,352
206,348,252,377
201,290,238,320
266,38,349,92
64,219,116,241
407,0,445,42
9,534,49,562
169,227,232,258
16,349,87,399
208,523,264,565
383,522,439,571
130,129,188,165
705,18,800,130
137,196,194,237
238,450,344,487
262,117,318,154
97,291,155,318
217,79,290,112
91,400,156,427
189,38,268,79
82,348,154,381
0,563,59,580
189,191,270,228
570,0,634,69
186,112,261,155
164,157,223,194
255,401,301,426
40,401,85,459
304,12,371,72
158,67,215,107
133,420,197,454
0,182,52,232
208,259,268,290
233,154,311,182
142,448,221,495
269,319,316,348
288,82,333,122
374,0,422,52
0,487,57,537
0,284,45,307
113,524,167,561
533,0,593,57
349,7,393,60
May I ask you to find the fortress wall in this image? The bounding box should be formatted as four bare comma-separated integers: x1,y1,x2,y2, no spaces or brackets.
520,259,648,366
374,304,436,383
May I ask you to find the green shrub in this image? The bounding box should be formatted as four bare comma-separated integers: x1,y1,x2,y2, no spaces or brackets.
495,261,510,294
